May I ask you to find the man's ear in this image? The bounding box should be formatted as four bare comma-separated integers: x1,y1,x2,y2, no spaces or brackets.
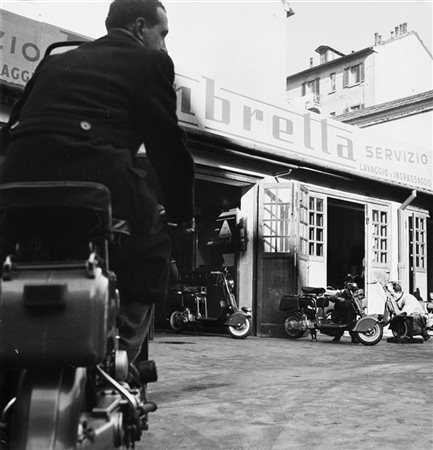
133,17,147,39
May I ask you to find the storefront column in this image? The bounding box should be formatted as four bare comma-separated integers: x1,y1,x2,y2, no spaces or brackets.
238,184,258,323
397,190,417,291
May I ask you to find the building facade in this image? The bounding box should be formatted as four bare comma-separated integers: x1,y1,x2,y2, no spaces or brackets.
286,23,433,117
1,9,432,338
334,90,433,301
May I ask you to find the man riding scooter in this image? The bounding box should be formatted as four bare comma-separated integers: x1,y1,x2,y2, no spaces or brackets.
0,0,196,366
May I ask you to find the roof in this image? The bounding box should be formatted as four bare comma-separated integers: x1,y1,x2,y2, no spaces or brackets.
286,47,374,81
334,90,433,125
315,45,345,57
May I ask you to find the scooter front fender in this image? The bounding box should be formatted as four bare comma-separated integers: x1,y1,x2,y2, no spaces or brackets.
352,316,380,333
224,312,249,327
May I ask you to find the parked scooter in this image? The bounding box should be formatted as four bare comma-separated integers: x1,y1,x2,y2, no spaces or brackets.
281,275,383,345
169,268,252,339
0,182,157,449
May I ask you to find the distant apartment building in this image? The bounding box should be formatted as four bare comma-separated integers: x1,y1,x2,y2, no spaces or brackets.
286,23,433,117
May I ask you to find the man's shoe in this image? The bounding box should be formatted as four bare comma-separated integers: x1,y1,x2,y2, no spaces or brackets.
332,335,341,342
128,360,158,388
422,332,431,342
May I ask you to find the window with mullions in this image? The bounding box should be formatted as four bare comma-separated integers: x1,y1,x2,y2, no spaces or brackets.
371,209,389,264
299,189,309,255
308,196,324,256
263,187,291,253
410,215,426,270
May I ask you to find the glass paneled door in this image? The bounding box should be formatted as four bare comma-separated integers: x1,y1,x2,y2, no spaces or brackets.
297,186,327,291
257,182,296,336
409,212,428,300
365,203,391,313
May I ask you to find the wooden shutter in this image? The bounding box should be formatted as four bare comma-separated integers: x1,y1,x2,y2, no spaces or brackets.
343,68,349,88
360,63,365,82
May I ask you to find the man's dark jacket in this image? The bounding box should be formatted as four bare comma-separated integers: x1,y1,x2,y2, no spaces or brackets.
0,29,195,231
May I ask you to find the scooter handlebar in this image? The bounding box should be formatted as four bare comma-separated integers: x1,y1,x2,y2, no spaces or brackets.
167,218,195,234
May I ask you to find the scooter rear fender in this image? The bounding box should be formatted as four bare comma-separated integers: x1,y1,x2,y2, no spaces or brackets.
352,316,380,333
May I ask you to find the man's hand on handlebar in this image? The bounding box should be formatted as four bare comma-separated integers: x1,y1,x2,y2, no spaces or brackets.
168,218,195,234
178,218,195,234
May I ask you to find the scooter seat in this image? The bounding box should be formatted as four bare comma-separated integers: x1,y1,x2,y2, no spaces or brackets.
0,181,111,215
301,286,326,295
0,181,113,240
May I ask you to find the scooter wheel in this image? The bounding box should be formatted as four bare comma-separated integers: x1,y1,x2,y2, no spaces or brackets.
228,317,251,339
169,311,186,333
356,323,383,346
284,314,305,339
391,320,409,338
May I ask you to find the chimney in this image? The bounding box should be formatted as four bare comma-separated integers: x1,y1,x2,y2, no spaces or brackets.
395,26,399,37
402,22,407,33
374,32,379,45
391,31,394,39
310,57,314,67
378,34,383,44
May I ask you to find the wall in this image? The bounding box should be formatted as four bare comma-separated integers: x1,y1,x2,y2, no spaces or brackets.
373,32,433,104
319,54,372,115
286,53,375,116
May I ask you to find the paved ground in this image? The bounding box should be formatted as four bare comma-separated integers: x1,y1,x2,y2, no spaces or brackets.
138,330,433,450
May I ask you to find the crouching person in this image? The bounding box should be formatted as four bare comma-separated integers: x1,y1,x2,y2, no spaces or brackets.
387,281,430,342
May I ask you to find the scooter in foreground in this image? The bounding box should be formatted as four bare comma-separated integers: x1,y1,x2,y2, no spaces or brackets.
0,181,157,449
281,276,383,346
168,268,252,339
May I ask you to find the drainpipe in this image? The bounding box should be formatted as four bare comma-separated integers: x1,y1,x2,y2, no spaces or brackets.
397,190,417,288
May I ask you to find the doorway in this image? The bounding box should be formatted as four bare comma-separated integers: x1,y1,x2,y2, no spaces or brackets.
156,179,243,329
327,198,365,289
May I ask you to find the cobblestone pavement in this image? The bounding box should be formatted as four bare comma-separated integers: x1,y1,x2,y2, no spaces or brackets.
138,331,433,450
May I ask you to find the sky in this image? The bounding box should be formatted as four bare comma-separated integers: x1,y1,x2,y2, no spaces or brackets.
1,0,432,76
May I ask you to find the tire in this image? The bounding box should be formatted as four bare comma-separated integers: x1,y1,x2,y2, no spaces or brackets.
228,317,252,339
169,310,186,332
391,319,409,338
9,367,86,449
356,323,383,346
284,314,305,339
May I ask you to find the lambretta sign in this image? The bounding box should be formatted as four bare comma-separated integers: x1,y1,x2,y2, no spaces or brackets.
175,73,432,193
0,9,87,86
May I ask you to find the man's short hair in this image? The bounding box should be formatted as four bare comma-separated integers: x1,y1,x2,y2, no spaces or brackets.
388,281,402,293
105,0,166,31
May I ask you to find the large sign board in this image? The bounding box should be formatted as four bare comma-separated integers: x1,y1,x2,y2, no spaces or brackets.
0,9,88,86
175,73,433,193
1,10,431,193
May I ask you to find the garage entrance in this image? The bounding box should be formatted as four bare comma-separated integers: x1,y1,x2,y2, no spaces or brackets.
327,198,365,289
